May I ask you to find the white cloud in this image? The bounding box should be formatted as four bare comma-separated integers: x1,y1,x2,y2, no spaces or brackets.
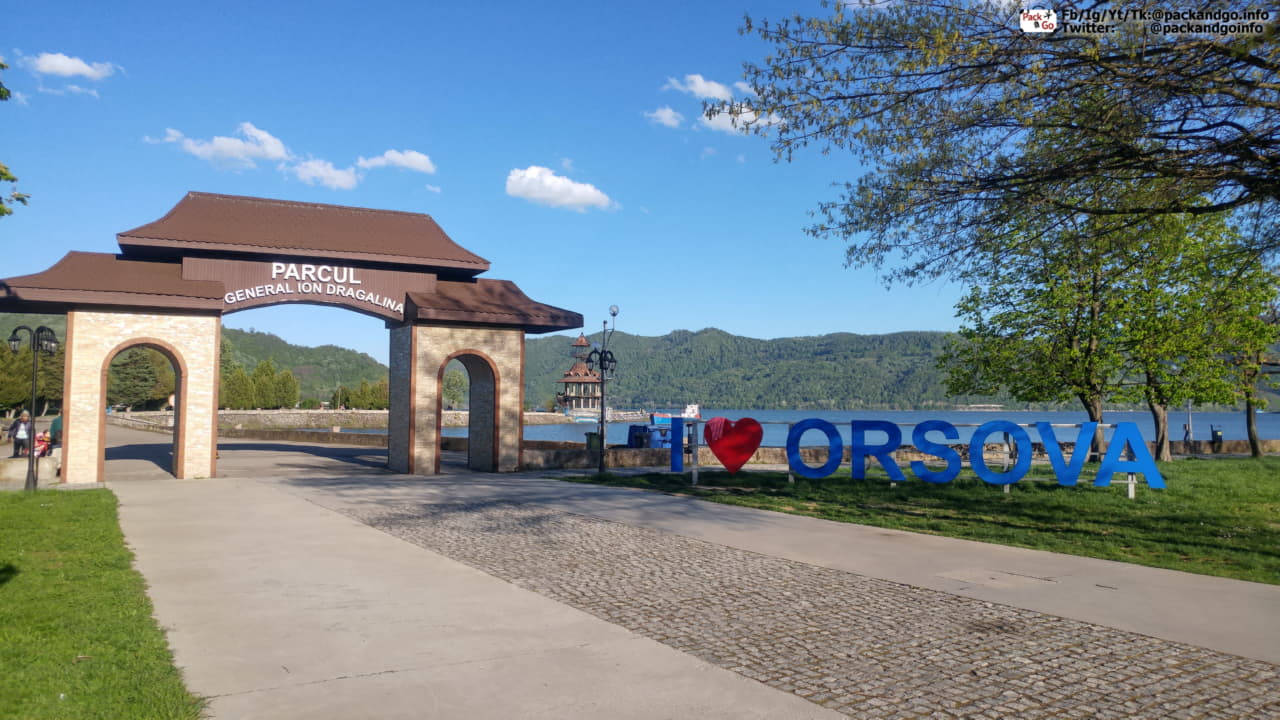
143,128,184,144
356,149,436,174
505,166,612,212
28,52,117,80
700,112,742,134
733,81,755,96
700,146,717,159
644,106,684,128
154,122,290,170
663,73,733,101
12,91,29,105
700,107,778,134
293,158,359,190
425,184,442,194
147,123,443,192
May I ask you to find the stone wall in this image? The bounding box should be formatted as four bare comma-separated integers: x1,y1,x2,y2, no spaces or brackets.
0,455,59,488
218,427,389,447
120,408,490,429
216,409,390,429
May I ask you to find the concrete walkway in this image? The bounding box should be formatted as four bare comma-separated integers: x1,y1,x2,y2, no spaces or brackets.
102,428,1279,718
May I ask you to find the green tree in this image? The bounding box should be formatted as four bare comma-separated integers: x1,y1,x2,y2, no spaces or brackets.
369,377,389,410
713,2,1280,283
250,358,278,408
332,385,351,409
0,61,29,218
108,348,159,410
945,202,1278,460
37,345,65,411
942,220,1129,456
442,368,467,409
347,380,375,409
144,349,175,407
274,368,300,409
1234,299,1280,456
0,347,30,412
223,366,255,410
1107,215,1277,459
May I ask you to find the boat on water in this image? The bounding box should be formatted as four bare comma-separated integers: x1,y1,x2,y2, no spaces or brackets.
650,404,701,425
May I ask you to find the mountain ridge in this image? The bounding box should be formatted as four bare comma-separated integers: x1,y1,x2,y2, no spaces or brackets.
3,314,1274,410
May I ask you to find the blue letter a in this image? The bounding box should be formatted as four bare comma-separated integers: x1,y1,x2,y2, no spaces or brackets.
1096,423,1165,489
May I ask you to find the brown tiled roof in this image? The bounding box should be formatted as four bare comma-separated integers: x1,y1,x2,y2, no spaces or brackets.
406,279,582,333
118,192,490,275
572,333,591,347
0,252,224,311
558,360,601,384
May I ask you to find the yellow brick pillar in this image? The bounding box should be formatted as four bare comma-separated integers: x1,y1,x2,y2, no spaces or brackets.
62,310,220,483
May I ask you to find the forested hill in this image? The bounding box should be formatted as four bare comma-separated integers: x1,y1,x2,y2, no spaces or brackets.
0,315,386,404
524,328,1000,411
221,328,386,401
4,314,1275,410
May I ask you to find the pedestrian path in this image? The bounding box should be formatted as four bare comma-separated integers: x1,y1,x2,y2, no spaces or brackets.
100,426,1279,718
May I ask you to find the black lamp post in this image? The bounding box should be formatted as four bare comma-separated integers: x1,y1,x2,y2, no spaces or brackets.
585,305,619,475
7,325,59,492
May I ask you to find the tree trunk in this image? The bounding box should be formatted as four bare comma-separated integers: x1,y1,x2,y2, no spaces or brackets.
1246,395,1262,458
1079,393,1105,462
1147,400,1171,461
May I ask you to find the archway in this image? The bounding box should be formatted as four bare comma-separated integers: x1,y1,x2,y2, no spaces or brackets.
439,351,499,472
101,340,185,477
1,192,581,483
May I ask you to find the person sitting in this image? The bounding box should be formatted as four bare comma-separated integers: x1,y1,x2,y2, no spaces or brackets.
34,431,52,458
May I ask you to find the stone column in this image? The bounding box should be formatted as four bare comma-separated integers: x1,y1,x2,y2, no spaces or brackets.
62,310,220,483
387,324,415,473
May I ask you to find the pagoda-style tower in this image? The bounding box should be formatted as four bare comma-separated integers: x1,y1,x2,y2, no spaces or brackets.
556,333,601,412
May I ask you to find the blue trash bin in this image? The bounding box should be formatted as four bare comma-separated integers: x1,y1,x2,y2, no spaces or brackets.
628,424,651,448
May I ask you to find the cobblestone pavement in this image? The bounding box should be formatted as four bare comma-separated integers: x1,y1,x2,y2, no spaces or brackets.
335,498,1279,719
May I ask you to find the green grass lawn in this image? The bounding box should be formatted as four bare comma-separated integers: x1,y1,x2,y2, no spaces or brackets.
570,457,1280,585
0,489,203,720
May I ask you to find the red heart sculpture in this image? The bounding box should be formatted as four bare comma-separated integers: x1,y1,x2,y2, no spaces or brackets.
703,417,763,475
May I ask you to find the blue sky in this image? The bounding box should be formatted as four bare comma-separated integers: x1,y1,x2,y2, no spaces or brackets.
3,1,963,365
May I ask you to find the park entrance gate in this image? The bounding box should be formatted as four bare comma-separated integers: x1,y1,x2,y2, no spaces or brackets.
0,192,582,482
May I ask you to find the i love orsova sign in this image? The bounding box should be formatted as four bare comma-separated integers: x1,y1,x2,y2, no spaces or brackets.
682,417,1164,488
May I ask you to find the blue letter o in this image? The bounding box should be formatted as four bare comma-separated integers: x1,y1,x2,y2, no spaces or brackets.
970,421,1032,485
786,419,844,479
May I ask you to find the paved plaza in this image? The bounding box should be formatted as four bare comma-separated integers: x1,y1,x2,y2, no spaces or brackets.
103,427,1279,719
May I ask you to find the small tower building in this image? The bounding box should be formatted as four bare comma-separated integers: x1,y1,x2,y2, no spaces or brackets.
556,333,601,412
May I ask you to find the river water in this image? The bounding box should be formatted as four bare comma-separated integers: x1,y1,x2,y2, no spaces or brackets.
339,408,1280,447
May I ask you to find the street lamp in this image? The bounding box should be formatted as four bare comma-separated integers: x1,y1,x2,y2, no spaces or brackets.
585,305,619,474
7,325,59,492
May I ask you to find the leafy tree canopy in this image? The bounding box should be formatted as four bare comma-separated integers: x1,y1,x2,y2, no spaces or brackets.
0,60,29,217
713,0,1280,283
